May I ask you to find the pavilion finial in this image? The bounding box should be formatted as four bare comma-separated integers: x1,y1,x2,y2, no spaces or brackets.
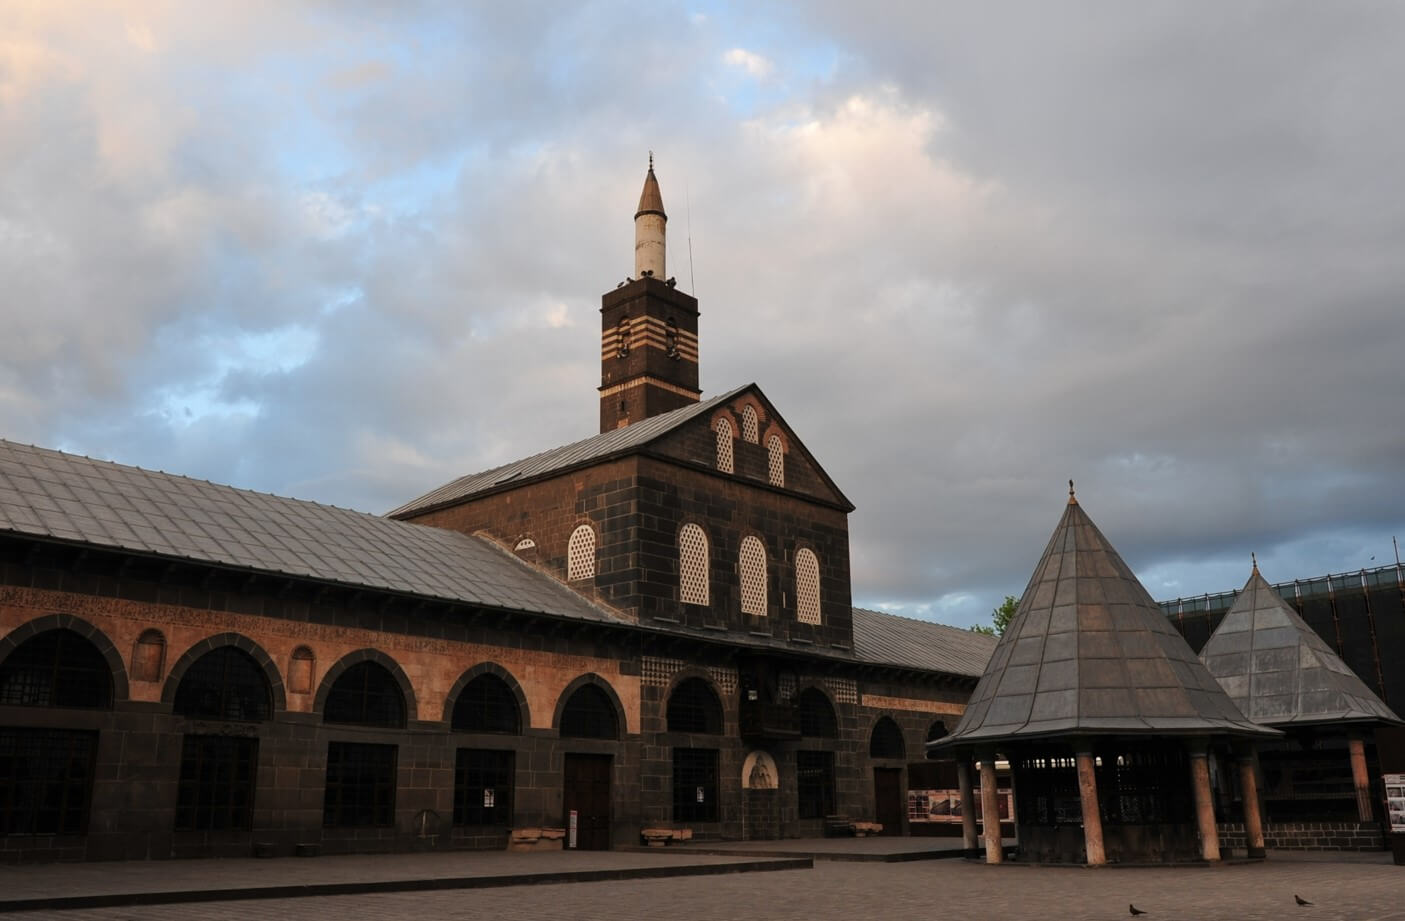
1068,479,1077,504
1251,551,1258,573
648,150,654,171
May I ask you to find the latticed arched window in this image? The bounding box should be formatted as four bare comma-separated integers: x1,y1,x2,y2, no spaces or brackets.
714,417,734,473
679,523,710,606
173,646,272,722
0,629,112,709
559,683,618,739
767,435,785,487
869,717,906,759
666,678,723,734
739,536,767,616
567,524,596,582
324,661,406,728
452,674,521,734
740,405,759,443
796,548,821,625
798,687,838,738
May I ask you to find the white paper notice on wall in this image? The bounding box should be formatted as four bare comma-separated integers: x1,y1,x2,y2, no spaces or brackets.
696,787,705,803
483,788,495,808
1385,773,1405,833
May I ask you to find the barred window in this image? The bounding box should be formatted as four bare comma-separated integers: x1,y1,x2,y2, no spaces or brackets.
560,684,618,740
452,674,520,734
173,646,272,722
672,748,719,822
0,630,112,710
795,549,821,624
324,661,405,728
175,735,257,831
666,678,723,734
739,536,767,616
798,688,838,738
714,418,734,473
0,728,97,835
323,741,396,827
454,749,514,826
797,750,836,819
767,435,785,487
679,524,709,606
567,525,596,582
740,405,759,443
869,717,906,759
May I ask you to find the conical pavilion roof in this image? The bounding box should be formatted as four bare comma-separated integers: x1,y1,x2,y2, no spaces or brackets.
635,164,666,218
937,494,1276,749
1200,566,1401,727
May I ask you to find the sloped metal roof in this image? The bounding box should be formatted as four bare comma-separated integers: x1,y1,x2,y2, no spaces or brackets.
852,607,995,678
0,440,626,625
387,386,748,518
936,495,1278,748
1200,566,1401,727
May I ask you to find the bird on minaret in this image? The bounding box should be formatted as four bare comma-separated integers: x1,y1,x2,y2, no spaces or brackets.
634,152,667,280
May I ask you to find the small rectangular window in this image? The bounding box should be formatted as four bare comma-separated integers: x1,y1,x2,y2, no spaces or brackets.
796,750,836,819
454,749,514,826
0,728,97,835
672,748,719,822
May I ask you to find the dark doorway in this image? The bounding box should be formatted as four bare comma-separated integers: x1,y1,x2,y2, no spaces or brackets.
563,753,612,850
874,767,904,836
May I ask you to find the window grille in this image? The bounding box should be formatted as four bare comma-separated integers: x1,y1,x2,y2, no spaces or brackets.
0,728,96,835
452,674,520,734
767,435,785,487
679,524,710,606
798,688,838,738
739,536,767,616
666,678,723,734
567,525,596,581
796,750,836,819
323,741,396,827
454,749,514,826
175,735,257,831
672,748,719,822
559,684,618,739
796,549,821,624
740,405,759,443
869,717,906,759
0,630,112,709
173,646,272,722
714,418,734,473
324,661,406,728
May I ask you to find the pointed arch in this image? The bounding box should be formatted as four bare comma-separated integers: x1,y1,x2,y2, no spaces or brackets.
162,632,285,714
315,649,415,727
554,674,625,740
0,613,127,704
869,716,906,759
797,686,838,738
666,676,724,734
449,663,526,734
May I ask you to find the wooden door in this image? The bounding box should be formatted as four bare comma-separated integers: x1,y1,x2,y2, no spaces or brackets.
874,767,904,836
563,753,613,850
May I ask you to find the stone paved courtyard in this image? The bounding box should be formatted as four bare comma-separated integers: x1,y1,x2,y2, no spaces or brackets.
27,853,1404,921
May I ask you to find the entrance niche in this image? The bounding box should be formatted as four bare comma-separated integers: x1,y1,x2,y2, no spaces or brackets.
741,750,779,840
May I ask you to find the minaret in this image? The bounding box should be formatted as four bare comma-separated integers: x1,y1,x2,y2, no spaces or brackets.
599,157,701,432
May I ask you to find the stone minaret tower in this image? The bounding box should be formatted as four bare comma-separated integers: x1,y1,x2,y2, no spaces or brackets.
598,157,701,431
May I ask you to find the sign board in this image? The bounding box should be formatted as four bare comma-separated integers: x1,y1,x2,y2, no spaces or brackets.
568,810,578,849
1385,773,1405,834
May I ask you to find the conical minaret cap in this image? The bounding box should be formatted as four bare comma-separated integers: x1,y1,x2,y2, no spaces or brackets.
635,160,666,219
933,494,1278,750
1200,567,1402,727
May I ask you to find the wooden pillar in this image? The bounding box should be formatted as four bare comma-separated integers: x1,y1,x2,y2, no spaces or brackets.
1074,745,1106,866
957,758,979,854
978,753,1004,864
1188,741,1221,862
1237,752,1265,858
1349,733,1373,822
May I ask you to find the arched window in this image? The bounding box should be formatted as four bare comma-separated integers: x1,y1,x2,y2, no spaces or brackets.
869,717,906,759
739,536,767,616
559,683,619,739
741,405,759,443
452,674,521,734
173,646,272,722
324,661,406,728
714,417,734,473
667,678,723,734
679,523,710,606
925,721,948,759
796,548,821,625
0,629,112,709
567,524,596,582
798,687,837,738
767,435,785,487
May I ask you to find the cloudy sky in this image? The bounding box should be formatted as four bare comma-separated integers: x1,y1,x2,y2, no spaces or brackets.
3,1,1403,628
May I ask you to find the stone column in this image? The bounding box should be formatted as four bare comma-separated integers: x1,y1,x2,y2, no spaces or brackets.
1074,743,1106,866
978,751,1004,864
1349,733,1373,822
957,758,979,855
1188,741,1221,862
1236,752,1265,858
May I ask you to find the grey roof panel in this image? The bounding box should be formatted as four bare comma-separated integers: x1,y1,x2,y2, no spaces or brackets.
851,607,997,678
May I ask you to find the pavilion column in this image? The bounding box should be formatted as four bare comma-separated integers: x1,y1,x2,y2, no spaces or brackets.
977,749,1004,864
1236,751,1265,858
1074,742,1106,867
957,757,980,855
1188,740,1221,862
1348,732,1373,822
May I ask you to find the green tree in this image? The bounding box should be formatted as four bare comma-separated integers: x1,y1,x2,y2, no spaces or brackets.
970,595,1019,637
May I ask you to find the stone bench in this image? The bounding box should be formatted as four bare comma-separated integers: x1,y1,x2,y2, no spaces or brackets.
824,816,883,837
641,827,694,847
851,821,884,837
508,826,566,852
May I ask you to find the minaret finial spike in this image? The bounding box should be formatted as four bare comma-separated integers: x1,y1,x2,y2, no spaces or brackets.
1068,479,1076,504
648,150,653,171
1251,551,1258,573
